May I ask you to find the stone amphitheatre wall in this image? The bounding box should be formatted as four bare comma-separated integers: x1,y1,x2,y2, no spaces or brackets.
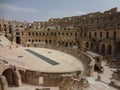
27,44,95,76
0,8,120,56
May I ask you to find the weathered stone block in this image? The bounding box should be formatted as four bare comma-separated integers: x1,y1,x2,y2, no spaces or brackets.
0,75,8,90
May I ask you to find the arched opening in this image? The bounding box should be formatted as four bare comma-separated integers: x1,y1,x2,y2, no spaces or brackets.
89,32,91,38
3,24,7,31
96,45,99,52
94,64,101,72
101,44,105,55
91,43,93,49
19,70,26,83
113,31,116,39
80,31,83,36
62,41,64,46
36,32,38,36
106,32,109,39
2,68,19,87
65,42,68,47
70,42,72,47
100,32,102,38
116,41,120,55
49,40,51,44
9,25,12,33
58,41,60,45
16,36,21,44
84,32,86,37
86,42,89,50
16,32,20,35
94,32,97,37
107,45,112,55
29,32,31,35
75,32,77,37
32,32,34,36
117,23,120,26
45,40,48,44
43,32,45,36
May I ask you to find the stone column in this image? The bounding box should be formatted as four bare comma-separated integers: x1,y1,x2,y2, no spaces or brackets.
0,75,8,90
88,65,94,76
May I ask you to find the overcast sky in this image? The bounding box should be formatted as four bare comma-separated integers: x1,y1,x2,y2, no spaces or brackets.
0,0,120,22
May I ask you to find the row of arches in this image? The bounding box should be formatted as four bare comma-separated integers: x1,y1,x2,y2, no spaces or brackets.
0,24,12,33
81,31,117,39
85,42,113,55
28,31,76,37
16,36,76,47
2,68,25,87
101,44,112,55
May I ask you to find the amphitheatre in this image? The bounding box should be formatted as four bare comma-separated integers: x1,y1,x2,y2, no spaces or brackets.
0,8,120,90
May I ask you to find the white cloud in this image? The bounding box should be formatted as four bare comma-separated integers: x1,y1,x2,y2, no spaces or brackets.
0,3,38,13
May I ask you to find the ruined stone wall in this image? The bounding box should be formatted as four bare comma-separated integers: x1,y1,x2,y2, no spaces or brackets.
0,8,120,56
13,29,77,48
25,70,80,87
77,28,120,56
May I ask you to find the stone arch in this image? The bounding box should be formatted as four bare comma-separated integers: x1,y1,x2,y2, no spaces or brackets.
51,32,54,36
49,40,51,44
39,40,41,42
29,32,31,35
2,68,19,86
75,32,77,37
74,42,76,46
16,36,21,44
84,32,86,37
62,41,64,45
116,41,120,55
100,32,102,38
58,32,60,35
3,24,7,31
94,64,101,72
101,44,105,55
69,42,72,47
43,32,45,36
36,32,38,36
106,32,109,39
86,42,89,48
107,45,112,55
20,25,23,28
91,43,93,49
32,32,34,36
19,70,26,83
89,32,91,37
118,23,120,26
113,31,116,39
80,31,83,36
58,41,60,45
94,32,97,37
32,39,34,43
45,40,48,44
9,25,12,33
39,32,41,36
54,32,56,36
65,42,68,47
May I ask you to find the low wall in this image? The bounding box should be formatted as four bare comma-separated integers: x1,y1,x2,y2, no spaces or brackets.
27,44,95,76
